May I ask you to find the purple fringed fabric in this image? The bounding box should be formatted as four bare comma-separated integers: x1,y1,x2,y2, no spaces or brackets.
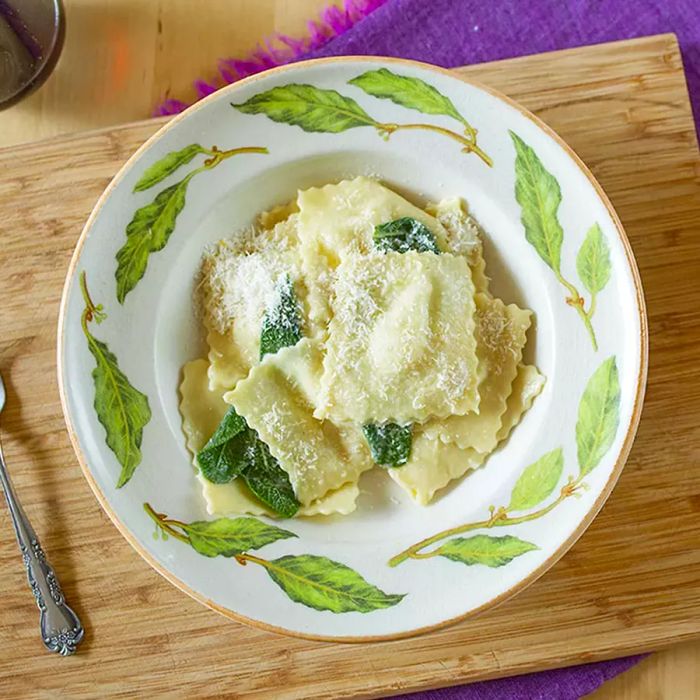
154,0,389,115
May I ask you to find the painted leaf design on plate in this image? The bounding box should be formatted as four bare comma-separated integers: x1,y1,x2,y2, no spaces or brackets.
185,517,296,557
437,535,538,567
260,276,303,359
133,144,205,192
576,356,621,477
86,334,151,488
116,173,195,303
508,448,564,511
231,84,378,133
576,222,611,295
510,130,563,273
261,554,405,613
349,68,465,124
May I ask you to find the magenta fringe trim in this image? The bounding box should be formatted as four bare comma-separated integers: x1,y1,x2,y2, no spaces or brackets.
154,0,389,116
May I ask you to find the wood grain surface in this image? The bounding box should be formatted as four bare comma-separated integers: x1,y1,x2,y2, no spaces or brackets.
0,31,699,700
0,0,336,147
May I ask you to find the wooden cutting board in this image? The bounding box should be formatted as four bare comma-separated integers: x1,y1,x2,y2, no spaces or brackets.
0,33,698,700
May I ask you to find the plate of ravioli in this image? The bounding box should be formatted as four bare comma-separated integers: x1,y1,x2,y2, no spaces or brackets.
59,57,647,640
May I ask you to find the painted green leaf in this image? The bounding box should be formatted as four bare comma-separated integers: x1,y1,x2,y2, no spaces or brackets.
373,217,440,254
86,333,151,487
197,406,249,484
263,554,405,612
437,535,538,567
133,144,205,192
576,223,611,296
349,68,465,124
576,356,621,477
508,448,564,511
243,438,300,518
185,517,296,557
115,174,194,303
510,131,564,273
260,276,303,359
232,84,377,133
363,423,413,467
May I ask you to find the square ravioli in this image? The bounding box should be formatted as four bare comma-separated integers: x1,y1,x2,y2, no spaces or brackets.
225,339,373,506
296,177,450,327
316,250,479,424
388,429,486,505
390,363,545,505
179,358,361,516
423,293,532,453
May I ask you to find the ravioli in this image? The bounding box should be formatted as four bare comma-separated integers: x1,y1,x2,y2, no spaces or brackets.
388,429,486,505
390,364,545,505
497,364,546,441
180,357,362,516
182,176,544,516
424,293,531,453
199,212,305,381
200,477,361,518
180,359,229,455
427,197,490,293
296,177,450,327
225,339,374,506
206,326,252,392
316,250,480,424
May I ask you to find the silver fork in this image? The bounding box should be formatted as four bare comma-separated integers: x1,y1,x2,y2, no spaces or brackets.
0,371,84,655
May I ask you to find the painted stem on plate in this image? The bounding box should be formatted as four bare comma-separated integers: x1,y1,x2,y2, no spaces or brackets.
202,145,269,168
388,475,587,567
556,272,599,351
143,503,191,544
377,121,492,166
79,270,107,332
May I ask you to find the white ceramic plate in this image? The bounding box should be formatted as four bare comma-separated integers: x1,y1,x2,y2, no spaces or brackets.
58,57,647,641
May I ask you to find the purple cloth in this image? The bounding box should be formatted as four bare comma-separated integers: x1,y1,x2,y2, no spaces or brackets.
391,656,642,700
306,0,699,133
296,1,686,697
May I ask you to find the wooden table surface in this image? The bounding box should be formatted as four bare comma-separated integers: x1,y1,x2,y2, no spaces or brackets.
0,2,698,698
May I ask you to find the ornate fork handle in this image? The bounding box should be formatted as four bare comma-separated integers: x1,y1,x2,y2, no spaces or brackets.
0,448,84,655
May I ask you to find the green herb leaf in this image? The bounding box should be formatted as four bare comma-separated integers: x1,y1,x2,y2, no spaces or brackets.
260,276,303,359
262,554,405,612
373,217,440,254
510,131,564,273
116,174,194,303
437,535,538,567
576,223,611,296
232,84,377,133
243,438,300,518
576,356,621,477
349,68,465,124
197,406,249,483
508,448,564,511
86,334,151,487
184,517,296,557
197,403,300,517
363,423,413,467
133,144,205,192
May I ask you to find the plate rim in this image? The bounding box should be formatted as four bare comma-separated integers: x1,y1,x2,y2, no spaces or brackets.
56,54,649,642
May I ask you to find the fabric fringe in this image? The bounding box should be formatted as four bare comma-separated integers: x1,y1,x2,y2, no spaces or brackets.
155,0,388,116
